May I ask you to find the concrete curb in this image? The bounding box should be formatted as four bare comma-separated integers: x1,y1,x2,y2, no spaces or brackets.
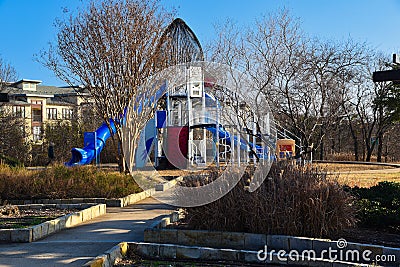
146,210,181,230
84,241,390,267
9,176,183,208
83,242,129,267
105,188,156,207
0,203,106,243
155,177,183,191
143,217,400,266
8,188,155,208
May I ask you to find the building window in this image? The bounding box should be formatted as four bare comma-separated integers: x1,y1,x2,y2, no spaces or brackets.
47,108,57,120
31,100,42,105
62,108,73,119
12,106,25,118
23,83,36,90
32,109,42,122
32,126,42,141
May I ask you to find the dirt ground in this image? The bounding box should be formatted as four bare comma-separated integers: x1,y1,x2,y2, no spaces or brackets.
338,227,400,248
114,250,279,267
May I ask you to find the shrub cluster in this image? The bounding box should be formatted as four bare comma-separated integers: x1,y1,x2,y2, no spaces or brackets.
0,154,23,167
179,163,356,238
0,164,142,200
346,181,400,232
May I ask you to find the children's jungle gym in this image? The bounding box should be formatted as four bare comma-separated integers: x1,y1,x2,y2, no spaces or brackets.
66,18,302,170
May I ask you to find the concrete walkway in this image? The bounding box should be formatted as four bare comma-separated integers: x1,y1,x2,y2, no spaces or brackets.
0,197,175,267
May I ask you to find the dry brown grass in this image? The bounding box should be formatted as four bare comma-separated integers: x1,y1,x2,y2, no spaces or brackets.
0,164,142,200
179,163,356,238
316,163,400,187
336,171,400,188
315,163,395,172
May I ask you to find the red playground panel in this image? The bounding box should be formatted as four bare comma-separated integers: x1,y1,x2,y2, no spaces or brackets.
166,126,189,169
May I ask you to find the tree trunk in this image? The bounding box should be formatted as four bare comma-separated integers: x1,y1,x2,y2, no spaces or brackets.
319,127,324,160
365,150,372,162
118,148,127,173
117,129,128,174
347,120,359,161
365,140,375,162
377,132,383,162
352,137,359,161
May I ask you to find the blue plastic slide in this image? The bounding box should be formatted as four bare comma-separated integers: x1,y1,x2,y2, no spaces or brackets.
66,82,167,167
66,120,117,166
206,126,269,159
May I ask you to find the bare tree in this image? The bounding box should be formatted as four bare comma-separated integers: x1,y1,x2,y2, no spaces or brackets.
210,10,371,161
44,112,83,164
0,112,30,164
0,58,17,91
0,58,29,164
347,53,400,162
40,0,172,172
0,57,18,100
303,39,369,159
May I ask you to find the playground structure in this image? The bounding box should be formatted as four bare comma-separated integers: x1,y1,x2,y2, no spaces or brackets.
66,18,302,168
137,65,276,170
67,64,277,169
66,63,303,169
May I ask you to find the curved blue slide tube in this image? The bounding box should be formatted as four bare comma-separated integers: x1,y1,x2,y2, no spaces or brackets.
66,120,117,166
206,126,269,159
66,82,167,167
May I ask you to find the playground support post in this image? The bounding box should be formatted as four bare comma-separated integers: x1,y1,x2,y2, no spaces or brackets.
231,126,235,165
246,128,250,163
154,112,159,168
237,131,240,167
186,68,193,168
252,120,257,165
201,67,206,166
215,107,220,168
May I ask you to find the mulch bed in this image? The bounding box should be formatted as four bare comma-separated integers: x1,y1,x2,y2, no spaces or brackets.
114,249,280,267
338,227,400,248
0,206,80,229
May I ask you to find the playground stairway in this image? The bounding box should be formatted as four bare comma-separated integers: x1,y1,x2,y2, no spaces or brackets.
0,197,174,267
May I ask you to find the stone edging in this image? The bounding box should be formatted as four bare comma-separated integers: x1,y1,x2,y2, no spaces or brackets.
9,188,155,207
8,176,183,208
155,177,183,191
83,242,129,267
105,188,155,207
142,214,400,266
0,203,106,243
84,241,396,267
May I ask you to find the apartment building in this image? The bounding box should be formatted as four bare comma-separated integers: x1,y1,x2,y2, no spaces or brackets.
0,79,91,143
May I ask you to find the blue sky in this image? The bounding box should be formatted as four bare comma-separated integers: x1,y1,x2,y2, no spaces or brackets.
0,0,399,86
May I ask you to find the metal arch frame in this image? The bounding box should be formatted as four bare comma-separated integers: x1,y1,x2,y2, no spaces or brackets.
155,18,204,67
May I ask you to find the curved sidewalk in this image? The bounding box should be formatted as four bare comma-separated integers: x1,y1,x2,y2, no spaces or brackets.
0,197,174,267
